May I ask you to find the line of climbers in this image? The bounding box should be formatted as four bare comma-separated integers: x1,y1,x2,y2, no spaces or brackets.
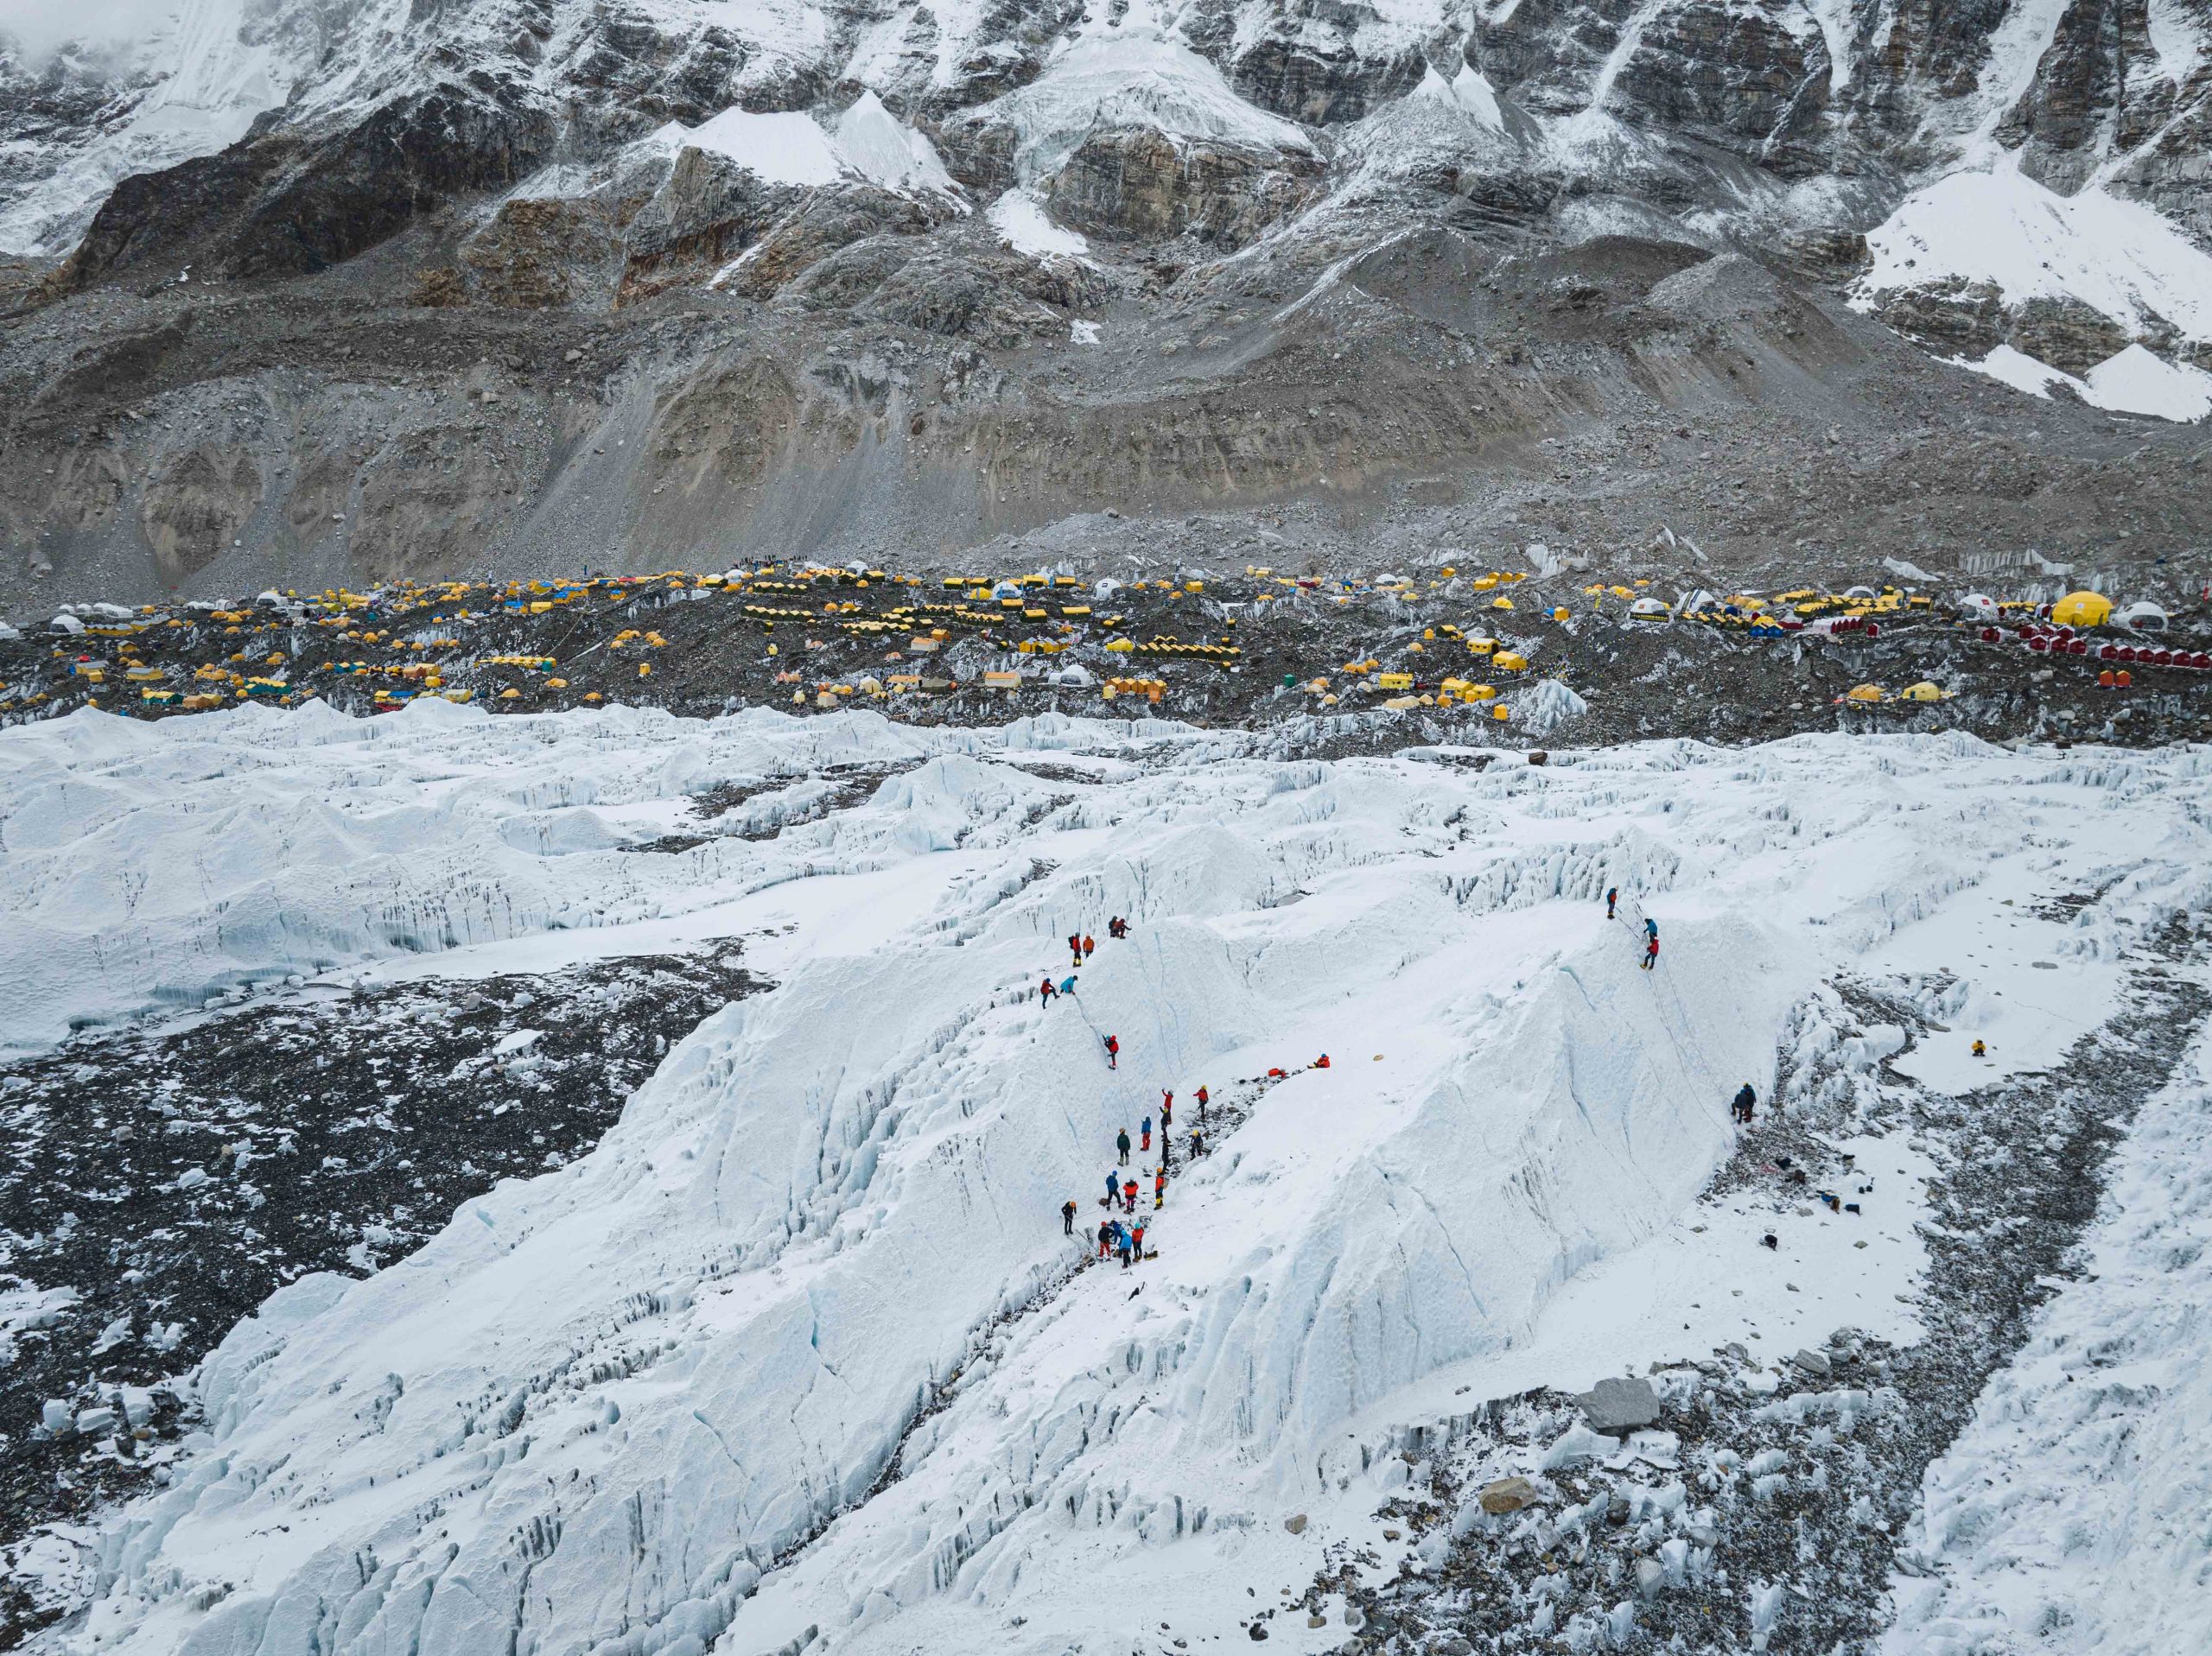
1605,883,1660,970
1035,915,1134,1031
1062,1059,1331,1272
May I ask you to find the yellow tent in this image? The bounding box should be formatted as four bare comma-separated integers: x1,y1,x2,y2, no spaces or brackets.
2050,591,2113,628
1846,684,1885,703
1899,681,1946,702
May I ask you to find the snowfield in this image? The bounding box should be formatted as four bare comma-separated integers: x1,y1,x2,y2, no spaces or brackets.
1884,1031,2212,1656
4,704,2211,1656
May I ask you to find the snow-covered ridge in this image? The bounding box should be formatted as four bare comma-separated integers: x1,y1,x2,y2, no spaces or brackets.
648,92,957,196
0,0,308,256
979,17,1319,181
1854,162,2212,420
1856,164,2212,345
8,706,2209,1656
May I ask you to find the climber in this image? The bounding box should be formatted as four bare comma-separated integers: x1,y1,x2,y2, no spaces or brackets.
1060,974,1078,996
1103,1033,1120,1069
1131,1220,1147,1261
1104,1168,1120,1204
1119,1223,1135,1269
1039,976,1057,1005
1642,935,1659,971
1314,1053,1331,1069
1096,1221,1113,1260
1083,934,1096,959
1972,1038,1986,1057
1141,1116,1152,1152
1116,1126,1131,1165
1605,885,1618,919
1062,1198,1077,1236
1067,931,1081,959
1109,916,1128,939
1160,1089,1173,1130
1732,1083,1757,1125
1190,1129,1205,1158
1154,1166,1166,1209
1122,1177,1138,1214
1643,917,1658,943
1195,1084,1209,1122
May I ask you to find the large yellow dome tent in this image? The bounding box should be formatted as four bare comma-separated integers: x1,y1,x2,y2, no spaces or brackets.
2050,591,2113,628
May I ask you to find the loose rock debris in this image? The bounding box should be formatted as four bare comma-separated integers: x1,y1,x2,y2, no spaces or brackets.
0,943,762,1643
1307,936,2208,1654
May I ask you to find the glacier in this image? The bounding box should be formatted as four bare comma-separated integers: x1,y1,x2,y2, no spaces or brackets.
4,702,2210,1656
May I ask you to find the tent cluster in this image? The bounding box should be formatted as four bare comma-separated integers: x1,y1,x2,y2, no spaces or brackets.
9,556,1576,726
1664,585,1934,634
1839,682,1949,705
1980,605,2208,671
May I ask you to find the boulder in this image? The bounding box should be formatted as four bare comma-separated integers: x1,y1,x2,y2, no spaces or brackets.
1575,1375,1662,1435
1479,1475,1538,1514
1283,1513,1308,1534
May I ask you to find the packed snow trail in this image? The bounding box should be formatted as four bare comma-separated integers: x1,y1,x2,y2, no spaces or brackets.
5,708,2209,1656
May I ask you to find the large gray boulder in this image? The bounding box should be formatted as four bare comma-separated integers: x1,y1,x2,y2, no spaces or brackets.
1575,1376,1662,1436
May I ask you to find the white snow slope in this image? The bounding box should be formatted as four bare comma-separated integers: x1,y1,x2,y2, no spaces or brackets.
1856,162,2212,420
5,705,2210,1656
1884,1030,2212,1656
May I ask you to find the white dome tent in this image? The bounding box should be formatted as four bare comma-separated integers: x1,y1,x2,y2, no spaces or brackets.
2118,600,2170,631
1958,593,1999,623
1627,596,1672,623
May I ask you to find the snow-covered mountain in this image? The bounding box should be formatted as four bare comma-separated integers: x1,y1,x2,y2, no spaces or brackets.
3,0,2212,609
6,0,2210,339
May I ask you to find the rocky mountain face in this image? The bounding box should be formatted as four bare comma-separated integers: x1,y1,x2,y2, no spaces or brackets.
1,0,2209,604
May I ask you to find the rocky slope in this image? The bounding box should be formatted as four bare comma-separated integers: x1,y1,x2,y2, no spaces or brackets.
1,0,2209,606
